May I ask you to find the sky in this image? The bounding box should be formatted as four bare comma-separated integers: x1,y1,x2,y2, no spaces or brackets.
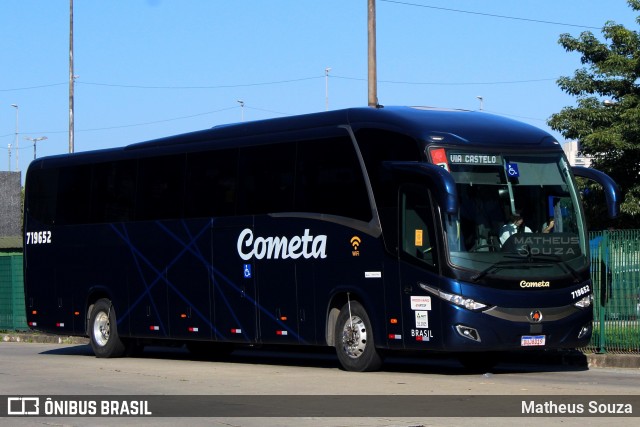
1,0,639,179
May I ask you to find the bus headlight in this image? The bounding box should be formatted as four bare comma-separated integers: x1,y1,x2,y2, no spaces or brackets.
419,283,488,311
574,294,592,308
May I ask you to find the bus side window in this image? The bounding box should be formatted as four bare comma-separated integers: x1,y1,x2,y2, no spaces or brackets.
238,143,296,215
137,154,186,221
400,186,437,268
91,160,137,223
296,136,371,222
185,148,238,218
26,167,58,225
57,165,92,225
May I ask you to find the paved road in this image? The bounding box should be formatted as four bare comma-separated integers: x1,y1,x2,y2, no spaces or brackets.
0,342,638,426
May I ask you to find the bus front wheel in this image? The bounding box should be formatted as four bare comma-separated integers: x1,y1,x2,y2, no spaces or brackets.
89,298,126,358
334,300,382,372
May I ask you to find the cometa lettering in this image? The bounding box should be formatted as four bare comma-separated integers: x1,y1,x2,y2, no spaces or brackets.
237,228,328,261
520,280,550,288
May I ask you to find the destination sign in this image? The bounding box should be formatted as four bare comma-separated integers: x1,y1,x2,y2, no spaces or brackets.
449,153,502,165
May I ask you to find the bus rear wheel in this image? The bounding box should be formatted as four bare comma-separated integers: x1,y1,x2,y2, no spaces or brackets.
89,298,126,358
334,300,382,372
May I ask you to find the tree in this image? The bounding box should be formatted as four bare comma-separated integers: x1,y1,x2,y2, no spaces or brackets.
548,0,640,229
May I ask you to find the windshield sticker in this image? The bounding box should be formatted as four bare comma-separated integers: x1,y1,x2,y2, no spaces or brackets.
410,296,432,310
415,311,429,328
430,147,449,171
415,229,423,247
506,162,520,177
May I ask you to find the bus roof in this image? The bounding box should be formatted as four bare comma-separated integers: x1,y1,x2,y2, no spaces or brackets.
29,106,560,169
130,106,558,150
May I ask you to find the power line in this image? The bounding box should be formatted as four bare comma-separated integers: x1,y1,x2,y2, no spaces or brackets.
0,82,67,92
1,74,558,93
380,0,602,30
333,75,557,86
76,76,323,90
14,104,289,136
17,106,241,135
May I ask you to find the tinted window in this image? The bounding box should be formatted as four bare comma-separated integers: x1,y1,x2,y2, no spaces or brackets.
238,143,295,215
401,185,437,269
26,167,58,225
91,160,137,223
56,165,92,225
355,128,421,209
185,148,238,217
136,155,185,220
296,136,371,222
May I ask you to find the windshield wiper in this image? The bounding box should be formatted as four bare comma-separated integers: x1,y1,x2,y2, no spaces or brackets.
470,260,548,282
523,253,582,283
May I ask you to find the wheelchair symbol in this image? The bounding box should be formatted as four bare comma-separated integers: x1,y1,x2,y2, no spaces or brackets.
506,163,519,177
243,264,252,278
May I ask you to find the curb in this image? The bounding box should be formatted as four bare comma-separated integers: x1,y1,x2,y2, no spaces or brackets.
586,353,640,369
2,333,89,345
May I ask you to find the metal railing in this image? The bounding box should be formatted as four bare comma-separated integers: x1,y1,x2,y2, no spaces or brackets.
587,229,640,353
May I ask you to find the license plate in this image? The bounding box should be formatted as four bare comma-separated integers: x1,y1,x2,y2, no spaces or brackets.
521,335,546,346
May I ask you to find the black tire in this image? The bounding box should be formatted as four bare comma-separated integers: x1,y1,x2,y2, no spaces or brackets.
89,298,126,358
334,300,383,372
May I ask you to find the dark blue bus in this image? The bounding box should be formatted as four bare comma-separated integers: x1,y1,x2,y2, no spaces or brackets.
23,106,620,371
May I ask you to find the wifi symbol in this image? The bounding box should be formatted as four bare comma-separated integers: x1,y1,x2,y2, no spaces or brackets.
350,236,362,250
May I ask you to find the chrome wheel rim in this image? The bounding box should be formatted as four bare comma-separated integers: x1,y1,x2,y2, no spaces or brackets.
340,315,367,359
93,311,110,347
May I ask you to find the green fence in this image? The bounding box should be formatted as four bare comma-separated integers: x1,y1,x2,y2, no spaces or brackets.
587,229,640,354
0,253,27,331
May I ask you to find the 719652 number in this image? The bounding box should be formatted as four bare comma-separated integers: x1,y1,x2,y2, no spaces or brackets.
26,231,52,245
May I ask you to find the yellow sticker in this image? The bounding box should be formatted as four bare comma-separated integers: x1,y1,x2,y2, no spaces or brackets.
415,229,423,247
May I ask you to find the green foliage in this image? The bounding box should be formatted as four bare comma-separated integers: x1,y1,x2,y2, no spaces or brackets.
548,0,640,229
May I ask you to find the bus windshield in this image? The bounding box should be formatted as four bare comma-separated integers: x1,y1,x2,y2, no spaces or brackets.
437,149,587,280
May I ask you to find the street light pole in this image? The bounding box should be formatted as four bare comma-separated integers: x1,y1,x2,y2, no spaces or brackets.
325,67,331,111
25,136,48,160
476,96,484,111
11,104,19,171
8,144,11,172
237,100,245,121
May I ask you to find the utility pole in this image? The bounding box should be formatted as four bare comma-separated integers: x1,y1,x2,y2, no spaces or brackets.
8,144,11,172
69,0,75,153
367,0,378,108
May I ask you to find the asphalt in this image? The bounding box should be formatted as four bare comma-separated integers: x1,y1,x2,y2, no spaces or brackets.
2,331,639,369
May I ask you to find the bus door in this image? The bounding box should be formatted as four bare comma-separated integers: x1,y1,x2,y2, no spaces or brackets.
397,185,443,350
165,219,215,341
211,217,258,344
